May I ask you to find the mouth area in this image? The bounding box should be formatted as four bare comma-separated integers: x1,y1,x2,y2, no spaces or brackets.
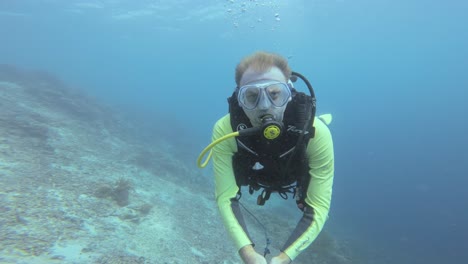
260,114,274,122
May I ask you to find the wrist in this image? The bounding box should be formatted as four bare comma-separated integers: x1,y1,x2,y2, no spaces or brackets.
239,245,256,261
277,252,292,263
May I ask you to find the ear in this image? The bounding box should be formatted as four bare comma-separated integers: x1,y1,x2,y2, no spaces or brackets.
233,87,243,107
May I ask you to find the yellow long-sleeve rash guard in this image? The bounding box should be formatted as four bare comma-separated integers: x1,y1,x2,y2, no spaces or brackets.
212,114,335,260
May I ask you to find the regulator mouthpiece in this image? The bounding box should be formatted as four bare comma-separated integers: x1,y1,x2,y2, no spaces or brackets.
261,115,282,140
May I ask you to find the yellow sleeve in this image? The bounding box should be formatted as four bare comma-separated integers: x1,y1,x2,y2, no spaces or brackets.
212,114,253,251
283,117,335,260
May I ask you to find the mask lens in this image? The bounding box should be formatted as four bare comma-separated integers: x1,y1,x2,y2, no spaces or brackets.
238,81,290,110
242,86,261,109
265,83,290,107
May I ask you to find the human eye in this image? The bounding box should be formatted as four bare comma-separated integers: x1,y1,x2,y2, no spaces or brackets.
267,87,282,100
269,90,280,100
245,88,259,103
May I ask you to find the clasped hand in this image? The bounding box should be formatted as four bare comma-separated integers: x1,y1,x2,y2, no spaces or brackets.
240,245,291,264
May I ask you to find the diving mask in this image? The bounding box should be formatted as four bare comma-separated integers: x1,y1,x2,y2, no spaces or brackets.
237,80,291,110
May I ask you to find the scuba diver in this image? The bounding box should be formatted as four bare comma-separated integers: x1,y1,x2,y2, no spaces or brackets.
197,51,334,264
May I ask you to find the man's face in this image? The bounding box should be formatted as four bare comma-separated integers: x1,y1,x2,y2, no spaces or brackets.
239,67,290,127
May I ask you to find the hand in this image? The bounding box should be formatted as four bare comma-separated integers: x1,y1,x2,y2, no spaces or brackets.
269,252,292,264
239,245,267,264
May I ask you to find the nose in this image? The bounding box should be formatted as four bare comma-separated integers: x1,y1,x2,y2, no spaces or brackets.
257,90,271,110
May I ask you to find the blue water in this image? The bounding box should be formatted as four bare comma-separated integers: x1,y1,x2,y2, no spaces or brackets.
1,0,467,263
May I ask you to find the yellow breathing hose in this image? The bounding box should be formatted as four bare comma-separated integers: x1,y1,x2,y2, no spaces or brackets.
197,131,239,168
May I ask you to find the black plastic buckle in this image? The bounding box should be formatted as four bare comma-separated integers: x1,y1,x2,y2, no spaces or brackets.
257,190,271,206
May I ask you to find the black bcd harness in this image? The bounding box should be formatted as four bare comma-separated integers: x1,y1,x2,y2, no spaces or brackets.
228,84,316,209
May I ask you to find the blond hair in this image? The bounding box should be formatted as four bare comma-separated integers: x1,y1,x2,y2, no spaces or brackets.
235,51,291,86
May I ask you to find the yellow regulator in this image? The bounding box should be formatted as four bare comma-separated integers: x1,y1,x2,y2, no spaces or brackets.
263,124,281,140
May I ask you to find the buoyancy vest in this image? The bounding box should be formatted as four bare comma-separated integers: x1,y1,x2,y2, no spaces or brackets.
228,88,315,206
